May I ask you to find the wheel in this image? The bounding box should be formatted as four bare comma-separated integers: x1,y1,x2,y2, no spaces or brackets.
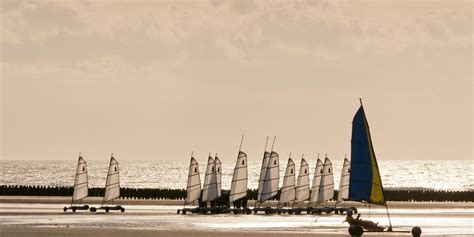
316,209,322,215
72,207,76,213
105,207,110,213
353,208,358,214
182,209,187,215
288,209,294,215
233,209,238,215
348,226,364,235
63,207,67,212
120,207,125,212
245,208,251,215
335,209,339,214
253,209,258,214
411,226,422,237
177,209,181,214
90,207,96,212
306,209,311,214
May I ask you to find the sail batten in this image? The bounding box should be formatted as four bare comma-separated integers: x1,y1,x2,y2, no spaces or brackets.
229,151,248,202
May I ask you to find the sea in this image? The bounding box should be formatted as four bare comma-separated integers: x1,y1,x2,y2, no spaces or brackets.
1,160,473,191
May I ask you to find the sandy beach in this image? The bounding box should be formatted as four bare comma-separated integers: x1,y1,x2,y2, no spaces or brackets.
1,196,473,237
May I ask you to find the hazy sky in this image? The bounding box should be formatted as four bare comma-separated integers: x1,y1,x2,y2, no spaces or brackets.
1,0,472,162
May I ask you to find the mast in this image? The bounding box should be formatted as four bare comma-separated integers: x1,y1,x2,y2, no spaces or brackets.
350,99,392,231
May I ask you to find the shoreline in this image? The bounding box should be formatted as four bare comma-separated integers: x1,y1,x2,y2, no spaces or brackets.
1,196,473,208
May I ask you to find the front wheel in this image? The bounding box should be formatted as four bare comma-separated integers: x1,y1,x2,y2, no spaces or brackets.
90,207,97,212
120,207,125,212
245,208,251,215
63,207,67,212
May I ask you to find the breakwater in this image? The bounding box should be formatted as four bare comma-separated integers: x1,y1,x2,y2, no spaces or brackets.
0,185,472,202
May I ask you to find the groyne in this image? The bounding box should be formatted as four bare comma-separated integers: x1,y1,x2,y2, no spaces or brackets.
0,185,472,202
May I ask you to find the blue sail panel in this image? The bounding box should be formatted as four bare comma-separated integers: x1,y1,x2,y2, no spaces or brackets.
349,105,385,205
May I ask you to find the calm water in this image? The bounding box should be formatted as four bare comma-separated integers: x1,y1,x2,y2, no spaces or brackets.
0,160,473,191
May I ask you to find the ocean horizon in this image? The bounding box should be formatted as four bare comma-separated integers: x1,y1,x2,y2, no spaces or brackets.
1,159,472,191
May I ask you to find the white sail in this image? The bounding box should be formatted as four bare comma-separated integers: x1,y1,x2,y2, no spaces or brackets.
318,157,335,203
295,158,310,203
229,151,248,203
201,156,218,202
103,156,120,203
214,156,222,197
310,158,324,204
261,151,279,201
279,158,295,206
257,151,271,201
72,156,88,202
186,157,201,204
337,157,350,202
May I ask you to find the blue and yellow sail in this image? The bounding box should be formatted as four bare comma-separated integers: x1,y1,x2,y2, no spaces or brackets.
348,102,386,205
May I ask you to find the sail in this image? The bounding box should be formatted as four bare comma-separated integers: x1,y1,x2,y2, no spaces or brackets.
72,156,88,202
318,157,334,203
337,158,350,202
201,156,218,202
103,156,120,203
215,156,222,197
261,151,279,201
229,151,248,202
257,151,271,201
295,158,310,203
186,157,201,204
310,158,323,204
279,158,295,206
349,105,386,205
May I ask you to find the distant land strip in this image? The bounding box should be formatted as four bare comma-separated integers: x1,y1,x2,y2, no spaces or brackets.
0,185,472,202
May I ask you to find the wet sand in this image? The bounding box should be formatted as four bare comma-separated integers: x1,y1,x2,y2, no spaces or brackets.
0,196,473,237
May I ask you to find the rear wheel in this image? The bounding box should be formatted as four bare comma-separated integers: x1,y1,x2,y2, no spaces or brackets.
288,209,294,215
63,207,67,212
245,208,251,215
411,226,422,237
90,207,97,212
348,226,364,235
120,207,125,212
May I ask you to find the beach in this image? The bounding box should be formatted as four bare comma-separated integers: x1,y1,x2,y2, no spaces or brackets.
1,196,473,237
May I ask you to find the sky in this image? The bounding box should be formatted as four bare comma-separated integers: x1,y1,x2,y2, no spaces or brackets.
1,0,472,162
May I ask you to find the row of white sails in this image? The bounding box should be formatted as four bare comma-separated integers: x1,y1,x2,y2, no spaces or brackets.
185,143,351,208
70,155,121,205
